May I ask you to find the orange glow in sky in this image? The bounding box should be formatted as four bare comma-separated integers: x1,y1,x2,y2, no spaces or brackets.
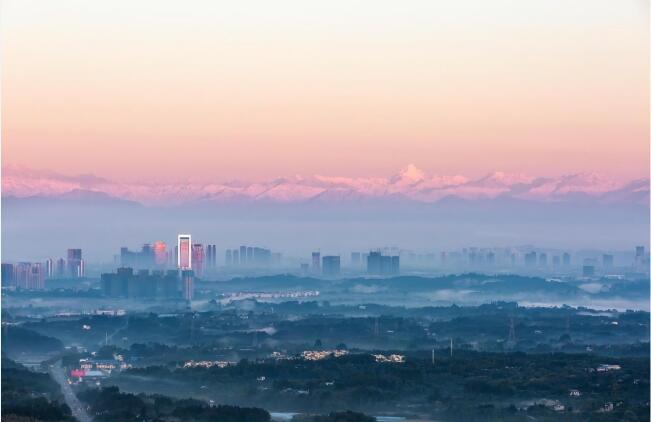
1,0,648,182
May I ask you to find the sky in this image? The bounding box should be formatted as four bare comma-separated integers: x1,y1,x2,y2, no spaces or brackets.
1,0,649,183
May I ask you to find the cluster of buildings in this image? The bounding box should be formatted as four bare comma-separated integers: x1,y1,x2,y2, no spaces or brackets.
372,353,406,363
349,250,400,275
393,246,649,277
182,360,233,369
301,252,342,277
104,235,225,301
1,248,85,290
3,235,649,292
302,250,399,277
69,356,130,384
580,247,649,277
367,251,400,275
301,349,349,361
523,251,617,277
118,238,217,278
224,246,281,268
101,267,181,300
353,251,399,275
218,290,319,303
103,234,197,301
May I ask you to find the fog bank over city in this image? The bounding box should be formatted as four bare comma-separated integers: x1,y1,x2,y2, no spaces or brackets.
2,191,648,262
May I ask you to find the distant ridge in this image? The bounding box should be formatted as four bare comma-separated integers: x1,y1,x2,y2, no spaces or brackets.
2,164,648,207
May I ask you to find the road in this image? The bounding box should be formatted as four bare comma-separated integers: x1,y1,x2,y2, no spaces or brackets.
50,360,93,422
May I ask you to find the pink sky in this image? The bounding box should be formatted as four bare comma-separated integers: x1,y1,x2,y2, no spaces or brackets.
2,0,649,183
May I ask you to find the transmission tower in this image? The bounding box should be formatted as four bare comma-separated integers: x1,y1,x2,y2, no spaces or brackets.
563,315,572,343
506,317,516,349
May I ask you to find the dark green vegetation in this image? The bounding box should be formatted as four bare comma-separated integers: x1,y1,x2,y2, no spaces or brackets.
77,386,269,422
292,411,376,422
1,326,64,360
110,351,649,421
2,275,649,422
1,358,75,422
9,302,648,357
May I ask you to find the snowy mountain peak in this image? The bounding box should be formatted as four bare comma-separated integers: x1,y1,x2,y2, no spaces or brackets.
1,165,647,206
392,164,426,185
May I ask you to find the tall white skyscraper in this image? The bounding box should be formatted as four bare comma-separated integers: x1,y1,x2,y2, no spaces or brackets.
178,234,192,269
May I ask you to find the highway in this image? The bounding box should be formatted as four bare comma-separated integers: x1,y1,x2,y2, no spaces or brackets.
50,360,93,422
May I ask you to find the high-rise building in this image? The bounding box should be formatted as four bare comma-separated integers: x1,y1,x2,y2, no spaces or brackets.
582,264,595,277
322,256,341,276
121,244,159,269
562,252,571,267
153,241,167,266
209,244,217,268
351,252,361,266
178,235,192,269
538,253,547,267
552,256,561,267
120,247,132,267
582,258,596,277
204,245,214,268
366,251,399,275
140,244,155,268
13,262,45,290
486,251,496,265
524,252,537,267
233,250,240,265
636,246,645,258
367,251,382,275
239,246,247,266
311,252,320,272
14,263,29,288
634,246,647,270
380,255,392,273
101,267,180,299
45,258,54,278
1,263,14,287
252,247,272,267
30,263,45,289
182,270,194,301
247,247,254,264
225,249,233,266
390,256,400,275
102,267,131,297
602,254,614,269
440,252,448,266
56,258,66,277
67,248,82,278
192,244,205,277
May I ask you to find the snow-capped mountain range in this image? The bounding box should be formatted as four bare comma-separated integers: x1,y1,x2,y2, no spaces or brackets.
2,164,648,206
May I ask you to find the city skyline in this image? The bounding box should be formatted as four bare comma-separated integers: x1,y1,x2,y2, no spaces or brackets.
1,2,649,420
2,238,646,266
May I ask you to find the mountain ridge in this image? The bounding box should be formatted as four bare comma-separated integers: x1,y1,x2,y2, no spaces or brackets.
2,164,648,207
